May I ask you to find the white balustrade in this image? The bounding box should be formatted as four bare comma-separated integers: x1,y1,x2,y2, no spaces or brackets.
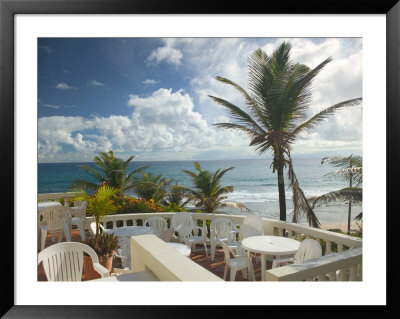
38,193,363,281
265,247,362,281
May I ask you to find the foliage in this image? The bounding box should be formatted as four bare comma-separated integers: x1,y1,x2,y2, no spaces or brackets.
183,161,249,213
84,232,120,257
116,196,164,214
163,183,192,207
132,172,170,204
162,202,186,212
309,155,363,234
69,150,147,193
72,184,119,238
209,41,362,228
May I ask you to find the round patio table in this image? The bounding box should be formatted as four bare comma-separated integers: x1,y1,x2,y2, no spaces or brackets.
167,242,191,257
107,226,155,237
242,235,301,281
107,226,155,269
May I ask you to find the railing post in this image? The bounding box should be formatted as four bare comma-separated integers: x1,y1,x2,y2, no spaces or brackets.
338,269,348,281
349,265,358,281
326,241,332,255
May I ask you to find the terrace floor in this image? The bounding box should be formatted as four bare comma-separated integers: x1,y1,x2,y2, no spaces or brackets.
38,229,269,281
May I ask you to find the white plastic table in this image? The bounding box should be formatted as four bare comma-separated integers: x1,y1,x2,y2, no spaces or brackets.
38,201,62,211
37,201,62,249
107,226,155,269
241,235,301,281
107,226,155,237
167,242,191,257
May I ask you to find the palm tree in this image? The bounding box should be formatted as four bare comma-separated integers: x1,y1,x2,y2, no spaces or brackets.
70,150,147,194
183,161,249,213
163,183,192,207
309,155,362,234
209,42,362,227
72,184,119,239
132,171,170,204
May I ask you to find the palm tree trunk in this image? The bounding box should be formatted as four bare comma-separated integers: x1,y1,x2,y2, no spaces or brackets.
347,164,353,235
277,167,287,221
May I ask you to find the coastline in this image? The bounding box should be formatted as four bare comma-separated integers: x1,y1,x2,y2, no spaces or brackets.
319,221,361,233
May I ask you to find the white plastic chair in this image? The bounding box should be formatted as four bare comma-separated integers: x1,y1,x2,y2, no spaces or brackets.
272,238,322,268
38,242,109,281
238,215,264,240
171,212,208,256
39,206,72,251
210,218,239,261
89,221,110,236
70,201,87,240
144,216,171,241
220,241,255,281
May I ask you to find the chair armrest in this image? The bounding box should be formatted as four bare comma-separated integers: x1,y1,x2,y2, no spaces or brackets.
192,225,206,237
92,262,110,278
228,230,238,242
272,257,294,269
210,229,215,239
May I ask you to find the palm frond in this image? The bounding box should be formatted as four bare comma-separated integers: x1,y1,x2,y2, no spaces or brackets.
78,165,105,183
309,187,362,208
209,96,266,134
214,76,262,120
219,201,251,211
292,98,362,136
287,156,320,228
69,179,99,192
354,212,363,221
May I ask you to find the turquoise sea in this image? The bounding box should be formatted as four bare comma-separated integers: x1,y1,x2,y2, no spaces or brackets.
38,158,362,225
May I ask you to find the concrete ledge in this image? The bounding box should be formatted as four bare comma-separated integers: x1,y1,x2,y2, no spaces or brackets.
265,247,362,281
91,270,159,281
131,234,223,281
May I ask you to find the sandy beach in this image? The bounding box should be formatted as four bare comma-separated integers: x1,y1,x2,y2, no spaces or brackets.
320,221,362,233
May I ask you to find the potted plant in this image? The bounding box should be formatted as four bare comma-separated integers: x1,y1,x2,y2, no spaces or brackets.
84,232,120,273
72,184,120,276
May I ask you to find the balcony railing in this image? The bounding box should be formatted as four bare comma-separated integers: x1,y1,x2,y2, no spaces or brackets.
38,192,362,281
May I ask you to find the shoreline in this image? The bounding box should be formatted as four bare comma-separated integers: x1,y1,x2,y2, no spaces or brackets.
319,221,361,233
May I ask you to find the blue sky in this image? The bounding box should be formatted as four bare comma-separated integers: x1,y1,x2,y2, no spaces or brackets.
38,38,362,163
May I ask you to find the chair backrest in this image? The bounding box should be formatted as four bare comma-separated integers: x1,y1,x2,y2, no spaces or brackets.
171,212,195,234
90,221,106,236
240,215,263,239
40,206,70,232
144,216,168,237
220,241,235,265
294,238,322,263
71,201,87,221
210,218,235,240
38,242,99,281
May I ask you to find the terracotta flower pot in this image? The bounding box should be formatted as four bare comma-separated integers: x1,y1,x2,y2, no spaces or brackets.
98,252,115,272
83,255,101,281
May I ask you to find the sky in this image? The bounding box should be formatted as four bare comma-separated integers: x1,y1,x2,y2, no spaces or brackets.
38,37,362,163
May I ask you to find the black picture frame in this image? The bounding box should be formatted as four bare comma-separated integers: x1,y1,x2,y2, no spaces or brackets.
1,0,398,317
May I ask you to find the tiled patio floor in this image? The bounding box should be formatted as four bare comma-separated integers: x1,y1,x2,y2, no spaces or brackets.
38,229,269,281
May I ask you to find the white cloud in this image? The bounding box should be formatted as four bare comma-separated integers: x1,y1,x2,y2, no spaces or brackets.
38,38,362,162
38,88,249,162
62,69,70,73
43,104,60,109
142,79,160,85
148,45,183,65
55,82,76,90
39,45,53,53
88,80,105,87
157,38,362,156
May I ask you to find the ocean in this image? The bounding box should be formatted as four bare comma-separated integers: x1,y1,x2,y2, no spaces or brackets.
38,158,362,226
